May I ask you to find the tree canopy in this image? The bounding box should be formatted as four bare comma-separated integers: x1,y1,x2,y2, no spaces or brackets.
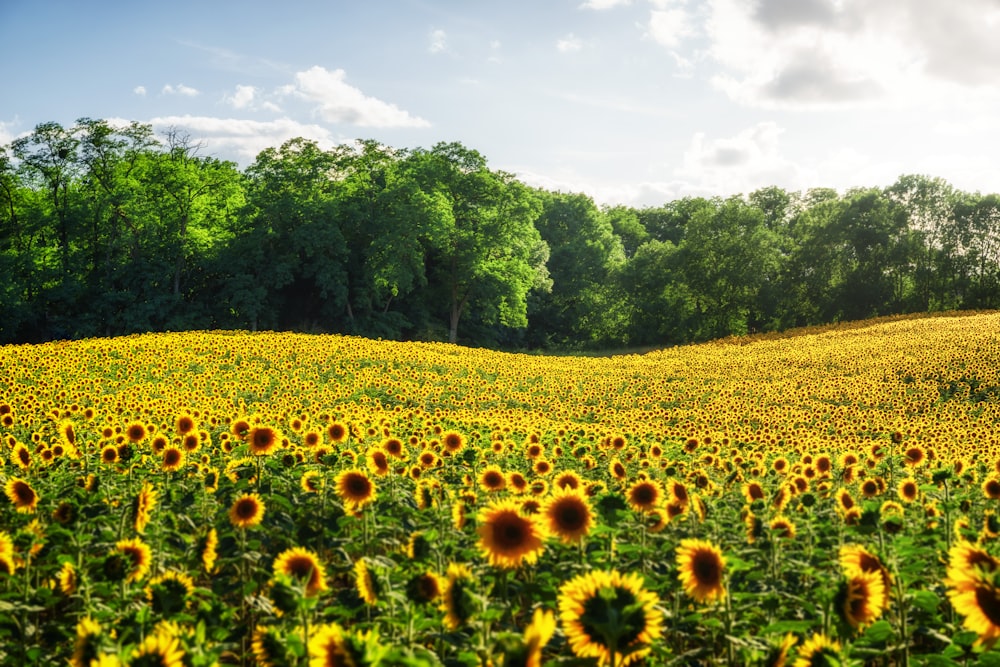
2,119,998,349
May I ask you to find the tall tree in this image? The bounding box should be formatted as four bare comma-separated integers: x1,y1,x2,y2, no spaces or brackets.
413,142,549,343
529,191,625,348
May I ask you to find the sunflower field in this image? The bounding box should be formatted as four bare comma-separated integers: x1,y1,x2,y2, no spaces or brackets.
2,312,1000,666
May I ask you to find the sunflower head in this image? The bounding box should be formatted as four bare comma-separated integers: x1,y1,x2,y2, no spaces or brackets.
558,569,662,666
229,493,266,529
441,563,477,630
835,570,887,631
540,488,594,545
676,538,726,604
476,499,547,569
406,571,443,605
273,546,328,598
793,633,841,667
145,571,195,616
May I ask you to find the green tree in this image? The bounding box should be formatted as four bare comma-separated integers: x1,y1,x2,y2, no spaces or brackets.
413,142,549,344
529,191,625,348
228,137,338,331
677,196,781,338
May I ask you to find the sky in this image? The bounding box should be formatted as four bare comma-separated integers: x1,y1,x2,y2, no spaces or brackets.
3,0,1000,207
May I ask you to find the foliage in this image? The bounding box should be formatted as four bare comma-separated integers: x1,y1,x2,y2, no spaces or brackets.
3,120,1000,349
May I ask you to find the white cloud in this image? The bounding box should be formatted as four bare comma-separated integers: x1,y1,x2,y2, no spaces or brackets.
556,33,584,53
647,8,695,48
225,84,256,109
146,114,337,163
162,83,199,97
289,66,430,128
429,29,447,54
674,122,814,195
705,0,1000,110
133,86,147,97
0,119,19,147
579,0,631,9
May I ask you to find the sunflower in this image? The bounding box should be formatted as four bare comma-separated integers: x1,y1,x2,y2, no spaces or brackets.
100,444,119,465
229,493,266,528
71,617,103,667
133,481,157,534
766,633,797,667
273,546,328,597
354,558,379,605
406,571,443,604
948,576,1000,647
113,537,153,584
366,447,390,477
308,623,350,667
477,498,547,569
540,488,594,544
742,480,766,503
668,480,689,506
128,630,185,667
835,488,856,513
676,538,726,603
839,544,893,593
160,445,185,472
503,608,556,667
145,570,196,615
769,515,797,540
985,511,1000,540
897,477,920,503
248,426,280,456
441,562,477,630
174,414,197,436
57,560,78,595
251,625,286,667
201,527,218,574
334,469,377,511
300,470,323,493
608,458,627,481
549,471,578,492
442,430,466,454
508,471,529,495
903,445,925,467
624,480,658,513
326,421,349,444
558,569,662,666
125,422,147,443
4,477,38,513
984,478,1000,500
836,570,887,630
793,633,841,667
11,441,31,469
945,541,999,592
479,465,507,492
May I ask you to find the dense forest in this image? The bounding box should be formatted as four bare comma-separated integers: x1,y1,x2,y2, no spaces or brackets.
1,118,998,349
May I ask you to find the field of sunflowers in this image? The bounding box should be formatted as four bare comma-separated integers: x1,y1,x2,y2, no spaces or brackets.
2,311,1000,666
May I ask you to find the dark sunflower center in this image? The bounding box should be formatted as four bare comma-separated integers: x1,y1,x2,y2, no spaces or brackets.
287,557,315,579
13,482,34,504
693,551,722,587
484,472,504,487
236,500,257,519
580,586,645,648
554,501,586,531
347,476,371,497
164,450,181,466
494,514,528,549
632,485,657,506
975,586,1000,626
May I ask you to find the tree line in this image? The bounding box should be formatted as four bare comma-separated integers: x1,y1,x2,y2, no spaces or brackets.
1,118,998,349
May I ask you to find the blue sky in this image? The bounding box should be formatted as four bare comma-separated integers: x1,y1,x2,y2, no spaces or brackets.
3,0,1000,206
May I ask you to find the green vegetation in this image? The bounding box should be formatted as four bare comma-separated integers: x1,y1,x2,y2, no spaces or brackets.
2,119,998,348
